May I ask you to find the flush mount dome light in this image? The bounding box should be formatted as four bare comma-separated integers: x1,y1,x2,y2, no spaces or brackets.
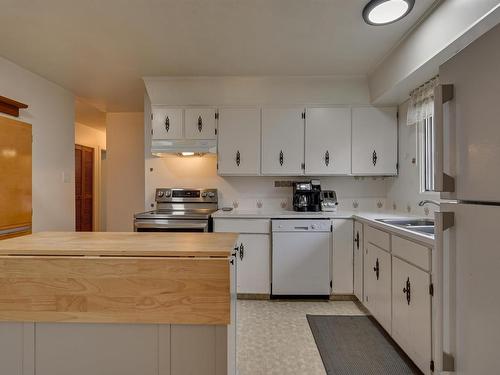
363,0,415,25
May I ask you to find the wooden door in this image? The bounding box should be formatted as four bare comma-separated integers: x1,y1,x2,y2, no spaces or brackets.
0,117,32,239
151,107,183,140
217,108,261,176
351,107,397,175
236,234,271,294
353,221,364,301
75,145,93,231
305,107,351,175
184,108,217,140
261,107,305,175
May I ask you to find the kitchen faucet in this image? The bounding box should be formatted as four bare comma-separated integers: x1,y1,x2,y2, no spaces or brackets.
418,200,440,207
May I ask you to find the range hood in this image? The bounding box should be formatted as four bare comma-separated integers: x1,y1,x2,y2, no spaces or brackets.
151,139,217,155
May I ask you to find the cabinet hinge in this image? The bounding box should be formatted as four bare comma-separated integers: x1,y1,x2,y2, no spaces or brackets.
301,162,305,170
215,128,217,135
301,112,305,119
396,162,399,172
430,360,435,372
216,162,219,170
215,112,219,120
396,111,399,120
330,224,333,232
150,113,153,120
330,280,332,288
429,283,434,296
151,129,153,135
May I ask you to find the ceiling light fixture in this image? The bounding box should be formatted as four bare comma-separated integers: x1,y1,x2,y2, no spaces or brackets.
362,0,415,26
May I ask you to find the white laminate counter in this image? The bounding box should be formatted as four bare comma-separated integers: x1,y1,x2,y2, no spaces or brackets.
212,209,435,246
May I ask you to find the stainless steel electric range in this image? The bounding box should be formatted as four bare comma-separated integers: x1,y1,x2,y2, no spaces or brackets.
134,188,218,232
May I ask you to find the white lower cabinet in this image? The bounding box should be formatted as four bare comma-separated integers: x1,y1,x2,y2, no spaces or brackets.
353,221,363,301
392,256,432,374
236,234,271,294
364,242,392,334
332,219,353,294
214,219,271,295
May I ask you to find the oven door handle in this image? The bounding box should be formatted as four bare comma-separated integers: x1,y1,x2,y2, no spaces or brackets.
134,221,209,231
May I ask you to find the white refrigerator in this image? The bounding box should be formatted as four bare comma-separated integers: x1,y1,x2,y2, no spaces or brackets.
433,23,500,374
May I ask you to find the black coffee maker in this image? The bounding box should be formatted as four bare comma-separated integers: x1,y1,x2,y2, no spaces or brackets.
292,180,322,212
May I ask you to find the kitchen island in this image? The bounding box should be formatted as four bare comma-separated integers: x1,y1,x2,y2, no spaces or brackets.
0,232,238,375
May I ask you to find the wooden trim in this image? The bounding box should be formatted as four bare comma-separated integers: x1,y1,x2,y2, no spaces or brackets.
0,96,28,117
0,256,230,325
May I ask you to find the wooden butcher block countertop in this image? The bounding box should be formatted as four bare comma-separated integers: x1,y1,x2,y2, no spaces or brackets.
0,231,238,258
0,232,239,325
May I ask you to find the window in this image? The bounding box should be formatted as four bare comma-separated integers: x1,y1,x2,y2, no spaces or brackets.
408,77,438,193
420,116,435,192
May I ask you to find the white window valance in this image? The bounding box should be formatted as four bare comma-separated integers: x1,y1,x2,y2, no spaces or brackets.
407,77,439,126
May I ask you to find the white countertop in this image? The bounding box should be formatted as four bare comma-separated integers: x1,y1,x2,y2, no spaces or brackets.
212,209,435,246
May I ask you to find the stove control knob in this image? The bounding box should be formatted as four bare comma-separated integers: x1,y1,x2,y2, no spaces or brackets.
164,190,171,197
208,192,215,198
157,191,164,197
201,192,208,197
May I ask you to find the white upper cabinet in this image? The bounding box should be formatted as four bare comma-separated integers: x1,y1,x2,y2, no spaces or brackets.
151,106,183,140
217,108,261,175
352,107,398,175
305,107,351,175
261,107,305,175
184,108,217,140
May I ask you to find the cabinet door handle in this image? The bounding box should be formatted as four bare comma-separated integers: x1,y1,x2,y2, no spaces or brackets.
239,243,244,260
279,150,284,166
372,150,378,166
165,116,170,132
198,115,203,132
403,277,411,305
373,258,380,280
325,150,330,166
236,150,241,166
354,231,360,249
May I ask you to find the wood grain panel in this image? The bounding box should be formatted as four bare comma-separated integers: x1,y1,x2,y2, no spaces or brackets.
0,232,238,257
0,256,230,324
0,117,32,233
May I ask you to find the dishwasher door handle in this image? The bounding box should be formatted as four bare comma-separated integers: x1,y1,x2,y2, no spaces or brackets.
294,226,309,230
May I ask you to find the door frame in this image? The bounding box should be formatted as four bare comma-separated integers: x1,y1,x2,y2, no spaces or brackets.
75,143,104,231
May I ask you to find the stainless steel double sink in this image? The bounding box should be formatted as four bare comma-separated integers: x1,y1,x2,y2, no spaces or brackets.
375,218,435,236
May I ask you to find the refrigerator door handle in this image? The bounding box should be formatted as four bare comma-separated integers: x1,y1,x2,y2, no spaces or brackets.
434,84,455,193
434,210,455,373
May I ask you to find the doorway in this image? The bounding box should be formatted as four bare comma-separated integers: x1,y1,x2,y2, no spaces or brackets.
75,144,94,231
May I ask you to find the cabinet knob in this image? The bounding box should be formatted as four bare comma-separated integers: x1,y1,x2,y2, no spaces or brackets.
403,277,411,305
239,243,244,260
165,116,170,132
372,150,378,166
279,150,284,166
373,258,380,280
198,116,203,132
236,150,241,167
325,150,330,167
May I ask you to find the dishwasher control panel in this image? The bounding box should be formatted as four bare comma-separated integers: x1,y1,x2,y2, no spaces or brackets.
272,219,332,232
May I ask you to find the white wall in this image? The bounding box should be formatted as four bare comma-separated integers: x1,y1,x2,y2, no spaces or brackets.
386,101,439,217
106,112,145,231
0,56,75,231
143,78,389,213
369,0,500,104
75,122,106,150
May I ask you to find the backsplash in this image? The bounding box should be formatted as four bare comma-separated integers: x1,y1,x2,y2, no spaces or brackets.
145,154,389,212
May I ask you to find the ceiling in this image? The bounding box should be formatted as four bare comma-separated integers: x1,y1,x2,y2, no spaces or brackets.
0,0,436,112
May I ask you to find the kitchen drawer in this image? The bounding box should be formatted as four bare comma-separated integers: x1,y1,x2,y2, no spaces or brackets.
365,225,390,252
213,219,270,234
392,235,431,272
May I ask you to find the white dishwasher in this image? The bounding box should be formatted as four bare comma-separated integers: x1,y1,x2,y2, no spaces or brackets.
272,219,332,297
